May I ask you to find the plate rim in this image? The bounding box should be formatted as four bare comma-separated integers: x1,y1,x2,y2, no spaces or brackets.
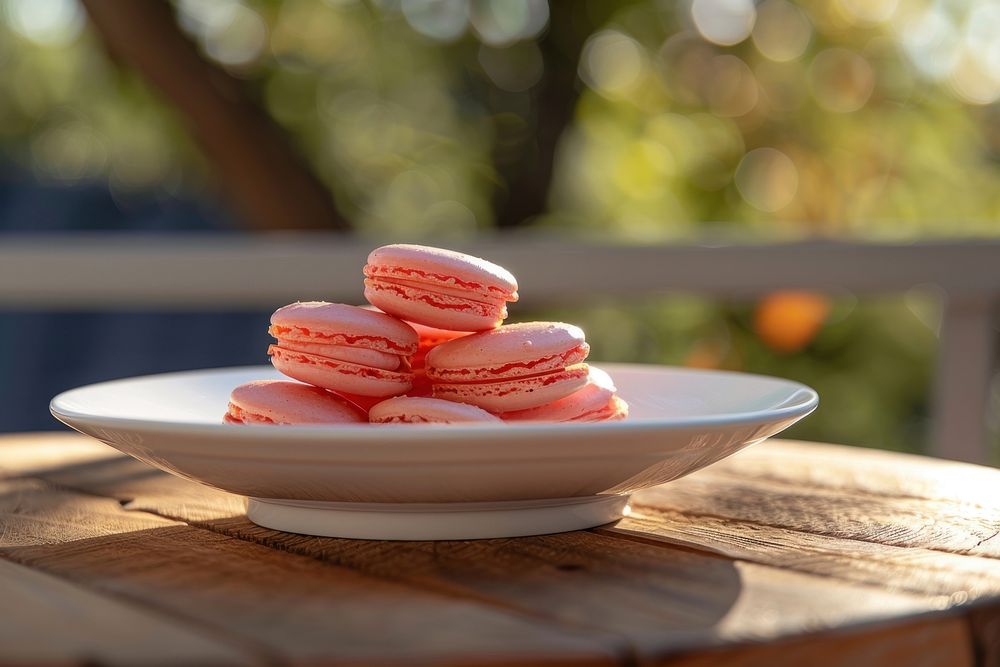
50,363,819,440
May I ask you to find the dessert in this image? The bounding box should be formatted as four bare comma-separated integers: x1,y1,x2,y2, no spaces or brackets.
227,244,628,426
369,396,502,424
500,367,629,422
225,380,366,425
363,244,518,331
268,302,418,397
425,321,591,412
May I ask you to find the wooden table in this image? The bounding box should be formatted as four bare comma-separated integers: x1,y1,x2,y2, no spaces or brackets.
1,433,998,666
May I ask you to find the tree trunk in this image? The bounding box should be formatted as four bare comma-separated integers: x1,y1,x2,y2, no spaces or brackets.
81,0,348,232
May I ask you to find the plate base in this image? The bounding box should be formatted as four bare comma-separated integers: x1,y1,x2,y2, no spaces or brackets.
246,495,631,540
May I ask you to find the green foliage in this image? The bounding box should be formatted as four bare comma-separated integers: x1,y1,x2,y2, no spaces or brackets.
1,0,997,454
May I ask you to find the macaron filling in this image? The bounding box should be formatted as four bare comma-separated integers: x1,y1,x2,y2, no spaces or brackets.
268,346,412,383
225,404,277,425
268,324,415,356
499,366,628,422
267,303,418,396
425,344,589,383
364,279,508,317
363,265,518,303
432,363,590,412
269,336,404,371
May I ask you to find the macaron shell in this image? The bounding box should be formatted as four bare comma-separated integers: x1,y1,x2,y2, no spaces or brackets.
364,280,507,331
426,343,589,383
500,366,620,422
365,244,518,301
226,380,366,424
431,363,590,412
270,346,413,397
501,387,629,422
272,339,403,371
270,302,418,355
426,322,587,377
369,396,502,424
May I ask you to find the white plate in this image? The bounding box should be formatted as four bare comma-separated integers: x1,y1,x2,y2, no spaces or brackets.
51,364,817,540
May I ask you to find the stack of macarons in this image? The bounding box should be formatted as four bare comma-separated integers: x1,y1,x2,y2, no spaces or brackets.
225,244,629,426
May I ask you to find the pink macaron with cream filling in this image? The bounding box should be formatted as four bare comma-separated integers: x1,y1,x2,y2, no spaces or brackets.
500,367,629,422
268,302,418,397
425,321,590,412
363,244,518,331
225,380,366,425
369,396,502,424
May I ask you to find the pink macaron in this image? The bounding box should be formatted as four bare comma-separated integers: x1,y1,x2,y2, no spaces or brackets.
369,396,502,424
363,244,519,331
425,321,590,412
268,302,418,397
225,380,366,425
409,320,470,368
500,367,629,422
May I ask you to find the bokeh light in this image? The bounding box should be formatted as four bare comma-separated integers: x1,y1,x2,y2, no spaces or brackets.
735,148,799,212
1,0,999,450
752,0,812,62
479,42,544,92
754,291,831,354
402,0,468,42
580,30,646,99
808,48,875,113
3,0,83,46
691,0,756,47
469,0,548,47
837,0,899,25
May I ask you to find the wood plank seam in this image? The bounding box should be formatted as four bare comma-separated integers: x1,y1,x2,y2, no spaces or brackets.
33,470,956,666
599,524,997,605
15,476,641,665
0,549,287,666
626,499,1000,562
5,441,992,665
0,558,262,666
973,530,1000,551
701,467,1000,514
160,516,646,663
25,470,984,605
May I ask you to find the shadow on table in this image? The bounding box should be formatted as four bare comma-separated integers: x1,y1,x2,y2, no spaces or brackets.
4,452,744,651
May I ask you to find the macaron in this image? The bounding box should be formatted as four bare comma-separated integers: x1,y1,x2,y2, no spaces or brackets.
409,320,470,369
363,244,519,331
225,380,366,425
268,302,418,397
500,367,629,422
425,321,590,412
369,396,503,424
360,306,469,369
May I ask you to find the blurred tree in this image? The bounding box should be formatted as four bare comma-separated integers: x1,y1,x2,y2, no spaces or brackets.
82,0,345,230
0,0,997,452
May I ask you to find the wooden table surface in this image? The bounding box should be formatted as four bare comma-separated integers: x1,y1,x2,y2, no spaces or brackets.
1,433,998,666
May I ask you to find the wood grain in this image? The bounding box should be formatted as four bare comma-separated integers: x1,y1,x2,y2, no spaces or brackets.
0,432,122,479
603,506,1000,600
0,481,620,665
658,614,974,667
0,558,254,665
698,440,1000,510
16,440,961,662
629,461,1000,559
5,433,998,665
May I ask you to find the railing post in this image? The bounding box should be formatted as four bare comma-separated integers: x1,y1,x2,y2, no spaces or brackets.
930,296,997,463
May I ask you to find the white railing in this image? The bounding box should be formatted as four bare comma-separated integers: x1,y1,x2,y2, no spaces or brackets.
1,234,996,464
